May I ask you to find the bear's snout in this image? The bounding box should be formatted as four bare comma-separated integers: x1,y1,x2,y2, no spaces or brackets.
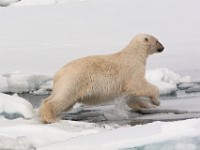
157,41,164,52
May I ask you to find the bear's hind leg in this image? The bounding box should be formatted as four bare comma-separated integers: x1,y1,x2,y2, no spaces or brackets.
39,95,75,124
39,100,56,123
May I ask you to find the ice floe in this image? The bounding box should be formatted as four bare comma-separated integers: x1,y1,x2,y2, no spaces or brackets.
0,93,34,119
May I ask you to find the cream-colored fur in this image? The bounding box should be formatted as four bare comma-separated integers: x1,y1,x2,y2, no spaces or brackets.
39,34,164,123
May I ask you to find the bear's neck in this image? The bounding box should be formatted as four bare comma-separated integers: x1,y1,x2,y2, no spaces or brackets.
119,44,148,65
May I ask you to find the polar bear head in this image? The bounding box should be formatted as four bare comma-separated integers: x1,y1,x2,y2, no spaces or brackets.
130,34,164,56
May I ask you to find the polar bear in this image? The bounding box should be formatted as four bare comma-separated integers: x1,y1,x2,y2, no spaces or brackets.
39,34,164,123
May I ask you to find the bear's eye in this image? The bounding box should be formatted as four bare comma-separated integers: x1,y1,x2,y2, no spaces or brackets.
144,37,149,42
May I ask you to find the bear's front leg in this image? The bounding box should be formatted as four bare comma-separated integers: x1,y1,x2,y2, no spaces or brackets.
127,96,155,112
148,85,160,106
125,79,160,106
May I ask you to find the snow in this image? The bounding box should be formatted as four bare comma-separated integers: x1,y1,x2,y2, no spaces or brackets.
12,0,56,6
0,0,63,7
2,0,89,6
37,119,200,150
0,114,199,150
0,117,112,150
126,136,200,150
146,68,191,95
2,72,53,94
0,0,19,7
0,93,34,119
0,0,200,149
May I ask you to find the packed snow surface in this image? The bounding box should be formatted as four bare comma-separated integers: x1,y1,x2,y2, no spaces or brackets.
0,111,199,150
129,136,200,150
38,119,200,150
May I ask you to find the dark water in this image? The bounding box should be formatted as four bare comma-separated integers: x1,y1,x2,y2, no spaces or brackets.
18,93,49,108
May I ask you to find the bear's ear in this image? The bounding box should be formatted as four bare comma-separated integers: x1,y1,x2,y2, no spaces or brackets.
144,37,149,42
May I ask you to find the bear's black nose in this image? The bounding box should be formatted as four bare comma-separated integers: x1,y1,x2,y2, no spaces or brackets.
157,48,164,52
157,44,164,52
